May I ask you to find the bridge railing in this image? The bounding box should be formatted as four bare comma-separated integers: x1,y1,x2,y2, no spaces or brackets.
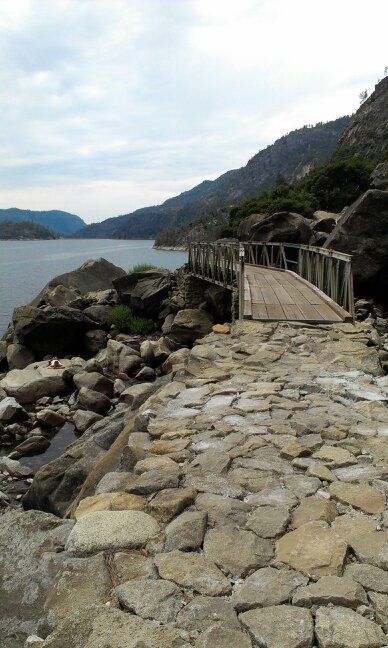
243,242,354,317
188,241,354,319
188,242,245,318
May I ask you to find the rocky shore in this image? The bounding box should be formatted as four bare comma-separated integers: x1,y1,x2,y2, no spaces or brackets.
0,257,387,648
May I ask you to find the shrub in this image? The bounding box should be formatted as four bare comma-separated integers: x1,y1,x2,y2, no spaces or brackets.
108,305,154,334
129,263,157,273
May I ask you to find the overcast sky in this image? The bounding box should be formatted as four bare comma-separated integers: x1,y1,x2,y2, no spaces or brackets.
0,0,386,223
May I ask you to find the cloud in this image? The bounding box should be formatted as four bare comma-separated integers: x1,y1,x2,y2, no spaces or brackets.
0,0,386,222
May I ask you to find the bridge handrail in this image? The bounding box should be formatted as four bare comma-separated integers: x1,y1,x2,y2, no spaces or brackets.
243,242,354,317
188,241,354,319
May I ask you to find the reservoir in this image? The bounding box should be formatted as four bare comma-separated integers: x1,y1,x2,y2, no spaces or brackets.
0,239,187,336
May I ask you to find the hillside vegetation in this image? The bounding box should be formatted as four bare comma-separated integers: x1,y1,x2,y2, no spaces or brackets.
222,156,374,236
0,220,58,240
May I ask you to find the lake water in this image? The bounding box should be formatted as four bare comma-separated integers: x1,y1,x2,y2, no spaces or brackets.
0,239,187,336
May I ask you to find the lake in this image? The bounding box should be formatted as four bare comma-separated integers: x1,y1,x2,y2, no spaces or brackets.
0,239,187,336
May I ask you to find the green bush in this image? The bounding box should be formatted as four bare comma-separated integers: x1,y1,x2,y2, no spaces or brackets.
129,263,157,273
108,305,153,334
222,155,373,236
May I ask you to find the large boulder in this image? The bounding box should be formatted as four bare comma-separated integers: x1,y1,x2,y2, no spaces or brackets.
12,306,98,355
97,339,142,375
324,189,388,297
31,258,126,307
23,411,126,516
0,360,71,404
238,211,312,244
113,269,172,318
310,210,338,234
169,309,215,346
0,510,74,648
204,285,232,322
371,161,388,190
6,343,35,370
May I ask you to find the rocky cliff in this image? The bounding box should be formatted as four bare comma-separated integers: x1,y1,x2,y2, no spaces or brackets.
334,76,388,164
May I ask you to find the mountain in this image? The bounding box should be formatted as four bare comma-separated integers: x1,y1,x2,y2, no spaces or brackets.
0,208,86,236
73,117,349,241
0,220,58,240
334,77,388,164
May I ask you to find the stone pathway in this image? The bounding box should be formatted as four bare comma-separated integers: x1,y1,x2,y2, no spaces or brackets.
4,320,388,647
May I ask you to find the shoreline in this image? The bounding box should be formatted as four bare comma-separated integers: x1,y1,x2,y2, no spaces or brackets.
153,244,187,251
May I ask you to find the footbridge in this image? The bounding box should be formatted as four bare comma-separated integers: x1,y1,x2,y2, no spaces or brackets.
188,241,354,323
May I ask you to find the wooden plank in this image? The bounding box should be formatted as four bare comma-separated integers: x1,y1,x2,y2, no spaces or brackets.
249,285,266,303
296,302,326,321
282,304,305,320
313,302,342,321
261,284,281,305
251,303,268,319
266,303,286,319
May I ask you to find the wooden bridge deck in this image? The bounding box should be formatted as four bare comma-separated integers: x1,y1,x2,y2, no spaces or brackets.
244,264,351,322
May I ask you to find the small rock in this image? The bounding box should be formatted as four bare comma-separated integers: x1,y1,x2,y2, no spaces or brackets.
212,323,231,334
114,578,184,624
349,531,388,570
329,482,385,515
275,521,347,578
239,605,314,648
65,510,160,555
204,526,274,577
315,605,385,648
195,626,252,648
292,575,368,609
290,496,337,529
155,550,232,596
345,563,388,594
232,567,308,612
165,511,207,551
148,487,196,522
135,366,156,381
246,505,290,538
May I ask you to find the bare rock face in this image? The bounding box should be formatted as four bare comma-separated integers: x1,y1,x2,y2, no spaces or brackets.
113,269,172,318
12,305,98,355
31,258,126,306
238,211,312,244
324,189,388,298
0,510,74,648
169,309,215,346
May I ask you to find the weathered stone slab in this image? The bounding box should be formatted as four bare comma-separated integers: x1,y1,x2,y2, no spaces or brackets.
148,487,196,522
349,531,388,570
66,510,160,555
329,482,385,515
292,575,367,608
232,567,308,612
195,626,252,648
331,512,377,543
239,605,314,648
204,526,273,577
155,550,232,596
176,595,240,632
114,578,184,623
314,606,385,648
345,563,388,593
74,492,147,519
290,496,337,529
275,521,347,578
246,505,290,538
165,511,207,551
368,591,388,632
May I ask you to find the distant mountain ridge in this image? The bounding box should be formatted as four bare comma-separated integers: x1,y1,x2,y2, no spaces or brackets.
0,208,86,236
73,116,349,241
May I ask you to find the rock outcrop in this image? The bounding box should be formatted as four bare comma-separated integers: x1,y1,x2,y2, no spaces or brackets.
325,189,388,298
113,269,172,318
238,211,313,244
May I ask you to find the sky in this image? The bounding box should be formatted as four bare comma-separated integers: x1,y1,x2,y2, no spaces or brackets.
0,0,386,224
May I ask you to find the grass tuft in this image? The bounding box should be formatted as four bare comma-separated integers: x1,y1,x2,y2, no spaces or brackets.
129,263,157,273
109,305,154,334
